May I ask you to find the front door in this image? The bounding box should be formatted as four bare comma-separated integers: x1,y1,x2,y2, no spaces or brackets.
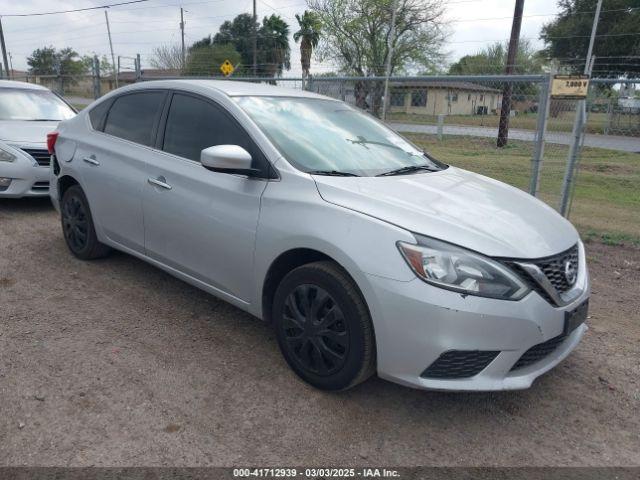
142,92,269,303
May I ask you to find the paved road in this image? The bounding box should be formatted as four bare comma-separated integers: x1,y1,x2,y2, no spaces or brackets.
391,122,640,153
65,96,93,107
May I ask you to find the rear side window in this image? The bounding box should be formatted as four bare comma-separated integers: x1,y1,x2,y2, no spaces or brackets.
104,92,165,146
88,100,111,131
162,93,258,164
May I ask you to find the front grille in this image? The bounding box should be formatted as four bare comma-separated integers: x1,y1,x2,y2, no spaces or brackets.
20,148,52,167
421,350,499,379
532,245,579,294
503,244,579,305
510,334,567,371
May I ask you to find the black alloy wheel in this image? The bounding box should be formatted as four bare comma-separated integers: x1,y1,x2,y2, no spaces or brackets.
62,193,89,252
60,185,111,260
273,261,376,391
282,284,349,376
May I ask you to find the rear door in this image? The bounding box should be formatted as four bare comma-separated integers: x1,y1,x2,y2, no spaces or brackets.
142,92,269,303
78,90,167,252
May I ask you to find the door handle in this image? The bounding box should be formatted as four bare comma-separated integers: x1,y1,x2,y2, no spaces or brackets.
83,156,100,166
148,177,172,190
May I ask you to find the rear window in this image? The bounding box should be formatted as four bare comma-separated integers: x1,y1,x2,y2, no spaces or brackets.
103,92,165,146
88,100,112,131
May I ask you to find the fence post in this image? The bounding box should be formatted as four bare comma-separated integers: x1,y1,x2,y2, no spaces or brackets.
437,114,445,140
559,57,595,216
93,55,101,99
529,69,553,196
135,53,141,81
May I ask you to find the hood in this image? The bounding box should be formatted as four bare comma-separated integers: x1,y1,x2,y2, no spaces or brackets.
313,166,578,259
0,120,60,147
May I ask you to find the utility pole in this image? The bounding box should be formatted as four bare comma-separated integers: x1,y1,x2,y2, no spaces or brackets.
252,0,257,76
559,0,603,217
180,7,186,70
381,0,398,121
104,9,118,88
496,0,525,147
0,17,10,80
8,52,13,78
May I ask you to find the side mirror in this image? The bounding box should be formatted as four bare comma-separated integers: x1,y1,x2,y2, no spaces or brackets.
200,145,261,177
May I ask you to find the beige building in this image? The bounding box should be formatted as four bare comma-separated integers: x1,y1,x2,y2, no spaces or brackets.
389,81,502,116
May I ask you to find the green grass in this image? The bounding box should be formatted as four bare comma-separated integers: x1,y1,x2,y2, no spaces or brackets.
404,133,640,246
389,111,639,136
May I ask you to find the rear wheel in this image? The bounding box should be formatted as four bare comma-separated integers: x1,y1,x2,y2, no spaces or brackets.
272,261,375,391
61,185,110,260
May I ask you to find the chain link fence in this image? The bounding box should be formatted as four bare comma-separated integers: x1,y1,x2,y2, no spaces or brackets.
7,70,638,244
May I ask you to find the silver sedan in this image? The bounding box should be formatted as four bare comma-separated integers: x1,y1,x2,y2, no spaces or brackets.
48,80,590,391
0,80,75,197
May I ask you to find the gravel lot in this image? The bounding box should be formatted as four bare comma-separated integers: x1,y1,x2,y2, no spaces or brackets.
1,198,639,467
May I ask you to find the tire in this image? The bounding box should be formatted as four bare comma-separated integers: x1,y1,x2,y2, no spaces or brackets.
60,185,111,260
272,261,376,391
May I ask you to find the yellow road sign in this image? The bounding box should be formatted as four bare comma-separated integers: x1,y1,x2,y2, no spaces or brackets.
551,75,590,99
220,60,235,77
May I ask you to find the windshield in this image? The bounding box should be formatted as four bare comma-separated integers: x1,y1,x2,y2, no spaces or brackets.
234,96,447,177
0,88,76,121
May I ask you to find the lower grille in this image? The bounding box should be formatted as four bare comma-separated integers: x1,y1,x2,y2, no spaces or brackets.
31,181,49,191
421,350,499,379
510,334,567,371
20,148,52,167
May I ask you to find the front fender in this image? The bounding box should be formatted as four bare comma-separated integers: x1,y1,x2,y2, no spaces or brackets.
252,169,416,319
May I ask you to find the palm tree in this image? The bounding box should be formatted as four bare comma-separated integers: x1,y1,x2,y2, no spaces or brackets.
293,11,321,79
260,15,291,78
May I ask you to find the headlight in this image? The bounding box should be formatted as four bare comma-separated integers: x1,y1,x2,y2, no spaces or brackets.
0,145,17,163
397,235,530,300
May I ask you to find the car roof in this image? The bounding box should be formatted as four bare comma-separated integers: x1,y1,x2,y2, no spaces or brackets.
123,79,332,100
0,80,49,91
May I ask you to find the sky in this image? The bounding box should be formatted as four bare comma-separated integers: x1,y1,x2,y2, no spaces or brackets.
0,0,562,75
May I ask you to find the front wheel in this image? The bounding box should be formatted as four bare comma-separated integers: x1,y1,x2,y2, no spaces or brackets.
272,261,376,391
61,185,111,260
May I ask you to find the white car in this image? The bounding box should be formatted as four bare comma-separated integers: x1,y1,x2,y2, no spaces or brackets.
48,80,590,391
0,80,75,197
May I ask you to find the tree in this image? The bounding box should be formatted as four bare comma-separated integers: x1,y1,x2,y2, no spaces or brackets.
308,0,447,115
210,13,291,77
27,47,87,91
150,44,184,71
81,54,113,76
184,43,242,76
294,10,322,78
259,14,291,77
448,40,546,75
213,13,259,74
541,0,640,77
28,47,86,76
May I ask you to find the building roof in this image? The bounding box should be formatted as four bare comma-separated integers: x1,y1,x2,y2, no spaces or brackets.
390,80,500,93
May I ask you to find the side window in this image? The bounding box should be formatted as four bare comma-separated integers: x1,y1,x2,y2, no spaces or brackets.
162,93,259,165
103,92,165,146
88,99,111,131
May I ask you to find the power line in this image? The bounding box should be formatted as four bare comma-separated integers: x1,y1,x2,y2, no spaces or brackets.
1,0,153,18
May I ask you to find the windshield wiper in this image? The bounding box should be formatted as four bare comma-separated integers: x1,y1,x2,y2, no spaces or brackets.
376,165,439,177
308,170,360,177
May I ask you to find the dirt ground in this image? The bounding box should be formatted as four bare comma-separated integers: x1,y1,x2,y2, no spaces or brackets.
1,198,639,467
